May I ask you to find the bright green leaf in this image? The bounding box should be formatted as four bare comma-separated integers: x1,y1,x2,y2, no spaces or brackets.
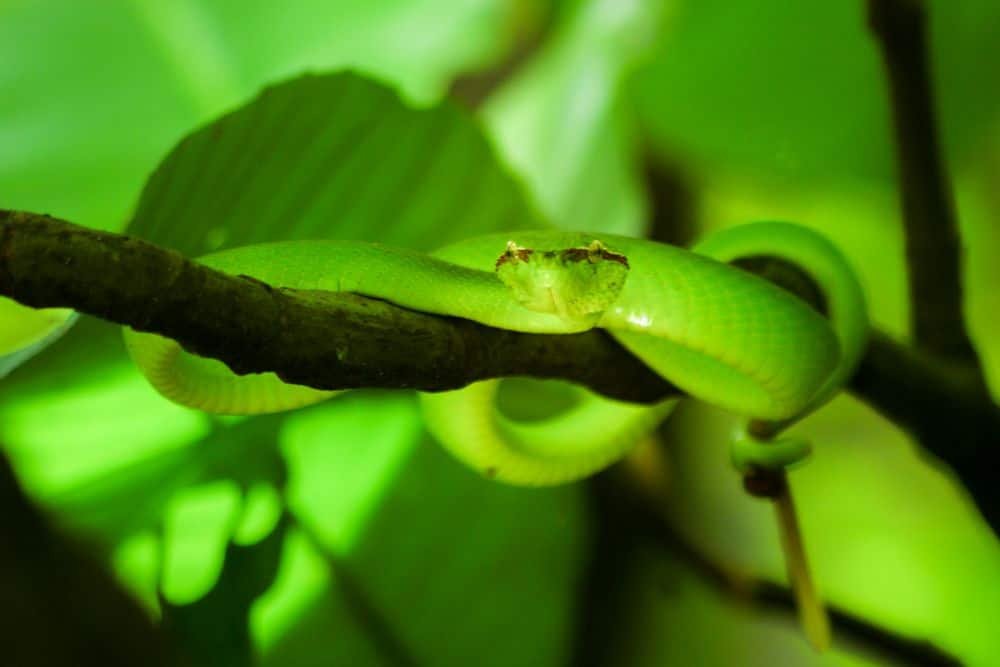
161,479,243,605
484,0,670,234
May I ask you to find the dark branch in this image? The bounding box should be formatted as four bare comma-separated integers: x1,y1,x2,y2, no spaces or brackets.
850,331,1000,534
643,155,699,247
867,0,977,364
0,210,677,404
865,0,1000,535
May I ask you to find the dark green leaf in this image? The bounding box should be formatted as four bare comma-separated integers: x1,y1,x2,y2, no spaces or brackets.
128,72,542,255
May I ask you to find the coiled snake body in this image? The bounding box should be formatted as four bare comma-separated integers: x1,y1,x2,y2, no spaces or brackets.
124,222,868,485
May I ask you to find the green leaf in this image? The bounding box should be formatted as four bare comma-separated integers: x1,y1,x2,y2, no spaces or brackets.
127,72,542,254
631,0,1000,185
0,306,77,378
161,514,288,666
48,415,287,545
483,0,670,234
268,394,587,665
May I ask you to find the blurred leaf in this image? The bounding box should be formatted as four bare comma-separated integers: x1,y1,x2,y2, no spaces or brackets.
964,159,1000,394
51,415,286,548
161,480,244,605
631,0,1000,187
0,318,126,397
281,393,421,555
0,0,518,231
483,0,670,234
162,514,288,666
616,549,868,667
235,483,285,546
0,357,209,499
269,392,588,665
657,397,1000,665
0,307,77,378
252,529,393,667
340,435,587,666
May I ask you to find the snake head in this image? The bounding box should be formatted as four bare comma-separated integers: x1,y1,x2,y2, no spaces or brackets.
495,239,629,327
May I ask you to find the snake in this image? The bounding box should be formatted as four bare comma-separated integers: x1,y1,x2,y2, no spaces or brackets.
123,222,868,486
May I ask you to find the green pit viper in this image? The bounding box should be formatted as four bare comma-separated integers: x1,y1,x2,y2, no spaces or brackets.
123,222,868,485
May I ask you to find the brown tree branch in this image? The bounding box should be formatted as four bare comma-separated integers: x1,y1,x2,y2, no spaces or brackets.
0,209,677,404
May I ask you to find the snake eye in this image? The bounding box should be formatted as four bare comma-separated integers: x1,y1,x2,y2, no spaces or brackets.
562,240,630,269
495,241,533,269
586,240,605,263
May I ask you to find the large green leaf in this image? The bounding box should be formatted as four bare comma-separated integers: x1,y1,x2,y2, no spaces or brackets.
261,394,587,666
127,72,542,252
0,0,517,231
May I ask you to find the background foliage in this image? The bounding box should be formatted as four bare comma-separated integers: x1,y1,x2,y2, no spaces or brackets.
2,0,999,664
